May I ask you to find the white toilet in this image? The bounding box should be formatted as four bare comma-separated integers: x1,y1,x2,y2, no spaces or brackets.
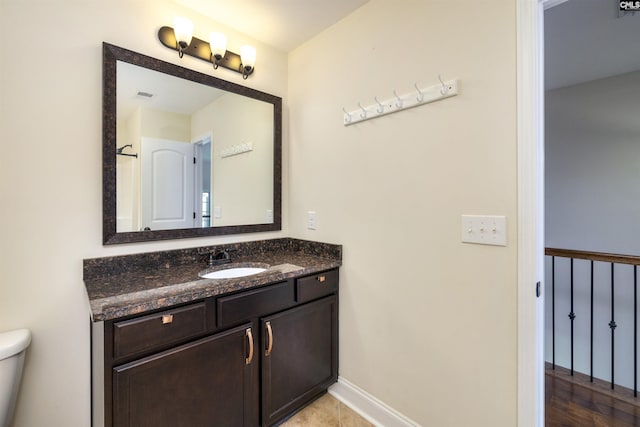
0,329,31,427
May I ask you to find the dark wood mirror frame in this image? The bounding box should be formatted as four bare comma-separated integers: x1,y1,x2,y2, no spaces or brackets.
102,43,282,244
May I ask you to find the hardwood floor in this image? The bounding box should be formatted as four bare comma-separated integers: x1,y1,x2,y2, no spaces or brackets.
546,367,640,426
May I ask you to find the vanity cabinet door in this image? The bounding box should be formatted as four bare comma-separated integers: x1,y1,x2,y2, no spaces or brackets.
261,296,338,426
112,323,254,427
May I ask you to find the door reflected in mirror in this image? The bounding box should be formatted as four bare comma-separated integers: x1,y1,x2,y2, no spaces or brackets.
103,43,281,244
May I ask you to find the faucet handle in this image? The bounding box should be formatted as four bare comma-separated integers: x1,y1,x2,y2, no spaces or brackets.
214,249,230,260
220,248,238,258
208,248,236,266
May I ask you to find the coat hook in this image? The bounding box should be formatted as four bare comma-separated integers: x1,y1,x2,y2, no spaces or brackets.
393,90,403,108
414,83,424,102
357,102,367,119
438,74,448,95
374,96,384,114
342,107,352,123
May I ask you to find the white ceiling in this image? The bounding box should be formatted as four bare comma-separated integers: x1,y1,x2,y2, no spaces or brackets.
174,0,369,52
117,61,225,121
545,0,640,90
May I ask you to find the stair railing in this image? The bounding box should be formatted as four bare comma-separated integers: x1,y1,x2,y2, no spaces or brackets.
546,247,639,396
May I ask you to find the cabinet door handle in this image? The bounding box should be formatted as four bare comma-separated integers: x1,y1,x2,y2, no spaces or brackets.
265,321,273,357
245,328,254,365
317,275,326,283
161,314,173,324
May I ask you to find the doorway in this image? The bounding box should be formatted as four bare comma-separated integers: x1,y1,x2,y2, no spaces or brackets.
194,135,212,228
518,1,640,425
542,0,640,423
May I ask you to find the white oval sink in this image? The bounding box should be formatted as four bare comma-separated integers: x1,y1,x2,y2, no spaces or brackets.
200,267,267,279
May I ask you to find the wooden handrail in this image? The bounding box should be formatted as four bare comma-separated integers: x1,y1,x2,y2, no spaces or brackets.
545,248,640,266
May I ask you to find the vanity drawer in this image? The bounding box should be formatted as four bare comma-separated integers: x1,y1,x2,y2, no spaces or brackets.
217,281,294,328
296,269,339,303
113,303,207,360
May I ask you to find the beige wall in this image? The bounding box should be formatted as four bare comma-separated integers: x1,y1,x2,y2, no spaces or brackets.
288,1,518,425
1,0,519,426
0,1,288,426
192,93,274,226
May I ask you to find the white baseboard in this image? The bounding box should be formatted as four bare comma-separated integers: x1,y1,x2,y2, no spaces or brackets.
328,377,420,427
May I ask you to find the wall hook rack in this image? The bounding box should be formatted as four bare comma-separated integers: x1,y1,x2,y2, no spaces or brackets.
342,78,459,126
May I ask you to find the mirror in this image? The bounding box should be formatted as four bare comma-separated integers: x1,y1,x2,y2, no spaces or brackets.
103,43,282,244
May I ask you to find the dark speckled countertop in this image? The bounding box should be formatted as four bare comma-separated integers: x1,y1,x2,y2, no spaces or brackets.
84,238,341,321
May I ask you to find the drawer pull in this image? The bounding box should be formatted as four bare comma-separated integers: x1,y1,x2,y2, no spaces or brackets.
246,328,254,365
317,275,326,283
161,314,173,324
265,321,273,357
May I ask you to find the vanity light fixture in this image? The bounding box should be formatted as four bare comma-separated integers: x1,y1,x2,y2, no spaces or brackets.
158,22,256,79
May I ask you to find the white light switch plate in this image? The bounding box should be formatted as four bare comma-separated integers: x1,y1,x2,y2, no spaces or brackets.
307,211,317,230
461,215,507,246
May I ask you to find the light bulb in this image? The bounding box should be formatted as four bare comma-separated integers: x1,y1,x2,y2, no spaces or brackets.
173,16,194,56
209,32,228,60
240,45,256,78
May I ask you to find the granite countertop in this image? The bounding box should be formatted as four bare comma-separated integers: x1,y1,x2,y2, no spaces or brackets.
84,238,341,322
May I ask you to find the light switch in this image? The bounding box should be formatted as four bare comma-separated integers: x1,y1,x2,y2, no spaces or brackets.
307,211,317,230
214,206,222,218
461,215,507,246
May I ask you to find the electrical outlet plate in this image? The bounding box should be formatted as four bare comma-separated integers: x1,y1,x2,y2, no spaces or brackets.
461,215,507,246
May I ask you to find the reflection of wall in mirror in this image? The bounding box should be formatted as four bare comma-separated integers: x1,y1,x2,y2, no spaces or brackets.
116,107,141,232
116,155,136,231
141,108,190,142
192,94,274,226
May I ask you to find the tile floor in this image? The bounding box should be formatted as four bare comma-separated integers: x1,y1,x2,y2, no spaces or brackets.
280,393,373,427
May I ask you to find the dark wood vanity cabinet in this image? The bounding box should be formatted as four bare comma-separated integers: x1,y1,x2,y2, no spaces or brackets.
112,324,254,427
261,295,338,426
102,269,338,427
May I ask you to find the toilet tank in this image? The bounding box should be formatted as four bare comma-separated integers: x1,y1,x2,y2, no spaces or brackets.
0,329,31,427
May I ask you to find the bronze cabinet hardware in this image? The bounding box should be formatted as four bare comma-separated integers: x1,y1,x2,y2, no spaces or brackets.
245,328,254,365
265,321,273,356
